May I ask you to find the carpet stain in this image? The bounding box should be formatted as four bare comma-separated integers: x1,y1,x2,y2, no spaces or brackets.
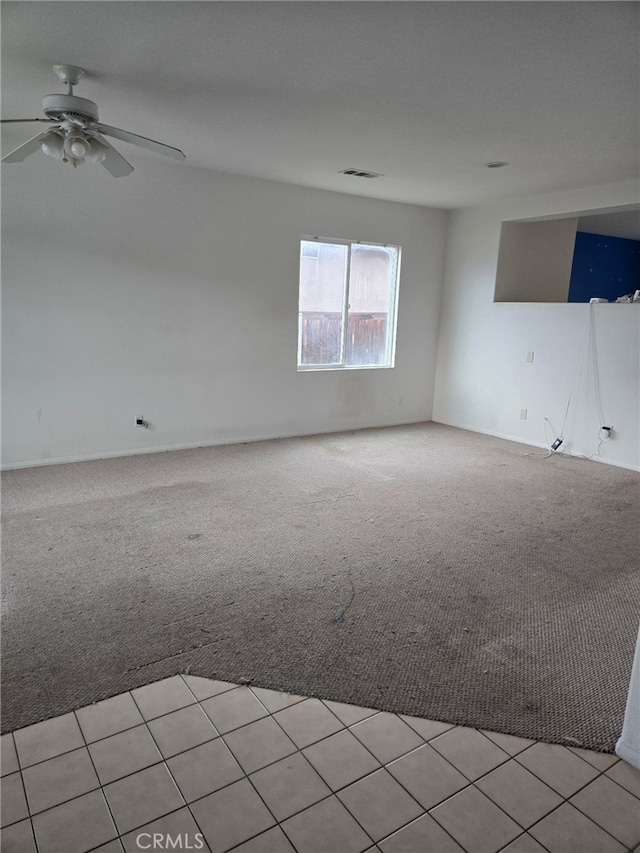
2,423,638,752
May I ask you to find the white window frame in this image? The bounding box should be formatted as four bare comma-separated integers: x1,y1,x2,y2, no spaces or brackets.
297,236,401,371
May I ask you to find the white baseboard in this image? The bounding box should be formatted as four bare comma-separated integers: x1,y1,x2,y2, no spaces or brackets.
431,419,640,472
4,418,637,472
1,417,430,471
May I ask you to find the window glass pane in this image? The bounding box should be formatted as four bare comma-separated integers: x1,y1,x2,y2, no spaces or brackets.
348,245,394,313
345,314,390,366
299,241,348,312
346,245,397,366
299,241,348,365
299,314,343,365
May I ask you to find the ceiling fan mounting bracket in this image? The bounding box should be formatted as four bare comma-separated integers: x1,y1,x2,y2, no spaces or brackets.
53,65,85,87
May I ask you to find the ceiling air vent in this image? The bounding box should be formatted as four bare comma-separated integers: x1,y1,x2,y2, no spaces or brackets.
339,168,383,179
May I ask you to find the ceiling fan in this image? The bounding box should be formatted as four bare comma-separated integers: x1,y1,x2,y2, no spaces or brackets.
1,65,186,177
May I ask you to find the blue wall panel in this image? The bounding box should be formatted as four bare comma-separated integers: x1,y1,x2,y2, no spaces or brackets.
568,231,640,303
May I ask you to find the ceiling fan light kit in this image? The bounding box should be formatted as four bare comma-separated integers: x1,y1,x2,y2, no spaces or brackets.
1,65,186,177
86,138,109,164
40,129,65,160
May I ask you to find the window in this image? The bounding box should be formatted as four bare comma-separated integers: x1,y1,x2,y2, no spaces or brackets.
297,237,401,370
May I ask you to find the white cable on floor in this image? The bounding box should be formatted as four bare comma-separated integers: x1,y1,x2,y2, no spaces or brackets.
543,303,610,461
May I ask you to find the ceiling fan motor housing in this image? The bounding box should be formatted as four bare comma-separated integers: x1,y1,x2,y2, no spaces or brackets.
43,94,99,123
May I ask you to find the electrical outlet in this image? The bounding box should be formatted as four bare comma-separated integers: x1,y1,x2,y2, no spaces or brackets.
526,351,535,363
520,409,527,420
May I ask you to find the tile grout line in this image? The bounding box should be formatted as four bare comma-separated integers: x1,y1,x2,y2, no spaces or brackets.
177,677,230,805
176,674,295,853
10,714,639,829
9,695,456,812
600,768,640,801
6,678,639,853
373,803,478,853
70,679,202,847
372,727,632,851
7,706,624,846
73,705,124,853
380,728,521,835
179,678,355,853
10,691,202,773
17,726,631,853
176,675,357,853
117,676,277,846
2,732,36,849
503,768,637,852
197,682,424,853
8,679,624,771
183,676,294,852
566,773,640,851
246,692,477,853
248,687,462,850
500,743,640,850
15,752,41,853
567,744,621,771
124,677,205,848
496,830,554,853
238,682,379,853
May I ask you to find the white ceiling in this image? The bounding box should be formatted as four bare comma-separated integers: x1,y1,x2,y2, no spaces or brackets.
1,1,638,209
578,209,640,240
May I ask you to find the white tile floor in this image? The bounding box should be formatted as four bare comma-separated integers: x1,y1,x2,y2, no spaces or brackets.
2,675,639,853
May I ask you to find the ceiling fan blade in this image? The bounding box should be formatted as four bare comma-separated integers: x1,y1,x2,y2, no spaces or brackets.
1,129,55,163
1,118,56,124
96,123,186,161
93,133,134,177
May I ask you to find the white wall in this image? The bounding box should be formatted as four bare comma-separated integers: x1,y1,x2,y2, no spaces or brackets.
1,159,447,467
494,218,578,303
433,181,640,470
617,625,640,770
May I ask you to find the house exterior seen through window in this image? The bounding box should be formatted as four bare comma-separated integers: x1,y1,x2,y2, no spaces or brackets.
297,237,401,369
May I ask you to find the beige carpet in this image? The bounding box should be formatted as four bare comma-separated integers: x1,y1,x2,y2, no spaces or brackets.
2,423,639,751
